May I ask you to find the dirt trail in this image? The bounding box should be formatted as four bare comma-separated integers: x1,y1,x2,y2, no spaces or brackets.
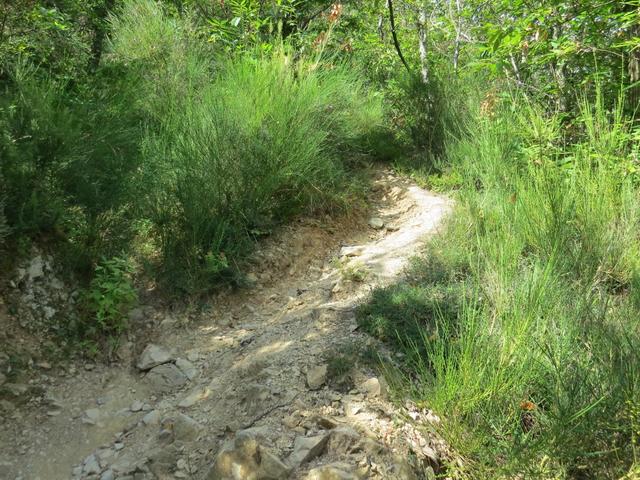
1,169,452,480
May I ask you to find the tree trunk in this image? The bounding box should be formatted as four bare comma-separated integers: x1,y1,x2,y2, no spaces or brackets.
417,4,429,83
451,0,462,72
89,0,116,71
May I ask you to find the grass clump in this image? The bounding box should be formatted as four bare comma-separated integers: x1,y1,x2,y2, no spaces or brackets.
358,85,640,478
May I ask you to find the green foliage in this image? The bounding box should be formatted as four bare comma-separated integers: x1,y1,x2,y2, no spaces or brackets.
0,0,384,302
359,85,640,478
0,60,144,276
0,1,114,80
105,0,383,291
84,256,137,337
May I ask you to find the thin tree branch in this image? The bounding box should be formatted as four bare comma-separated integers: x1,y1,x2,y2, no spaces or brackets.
387,0,411,73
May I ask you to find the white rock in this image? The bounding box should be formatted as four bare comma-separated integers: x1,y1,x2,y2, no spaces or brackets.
173,413,202,441
27,256,46,281
96,448,115,464
207,430,290,480
130,400,144,412
368,217,385,229
186,351,199,362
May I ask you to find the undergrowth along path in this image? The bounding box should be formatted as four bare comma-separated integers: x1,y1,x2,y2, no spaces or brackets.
1,169,452,480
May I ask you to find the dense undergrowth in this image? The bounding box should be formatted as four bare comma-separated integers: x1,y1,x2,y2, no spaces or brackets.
358,82,640,478
0,0,383,341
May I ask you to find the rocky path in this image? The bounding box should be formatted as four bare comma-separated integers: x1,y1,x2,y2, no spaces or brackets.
1,170,452,480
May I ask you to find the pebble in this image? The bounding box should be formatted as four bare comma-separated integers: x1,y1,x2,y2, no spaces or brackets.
127,307,145,322
130,400,144,412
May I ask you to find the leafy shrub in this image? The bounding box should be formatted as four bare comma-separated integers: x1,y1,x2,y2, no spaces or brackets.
83,256,137,338
0,64,75,236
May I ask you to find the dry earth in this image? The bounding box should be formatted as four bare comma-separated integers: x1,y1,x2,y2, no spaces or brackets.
0,169,452,480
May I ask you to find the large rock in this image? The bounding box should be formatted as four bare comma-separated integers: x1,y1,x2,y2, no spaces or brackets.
306,365,327,390
145,364,188,392
288,434,329,467
207,428,290,480
137,344,174,371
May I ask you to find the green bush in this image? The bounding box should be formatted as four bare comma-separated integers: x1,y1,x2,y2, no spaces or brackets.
359,85,640,478
0,60,144,275
83,256,137,338
107,0,383,291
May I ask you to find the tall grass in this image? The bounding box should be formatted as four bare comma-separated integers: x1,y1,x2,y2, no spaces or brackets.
358,86,640,478
107,0,383,291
